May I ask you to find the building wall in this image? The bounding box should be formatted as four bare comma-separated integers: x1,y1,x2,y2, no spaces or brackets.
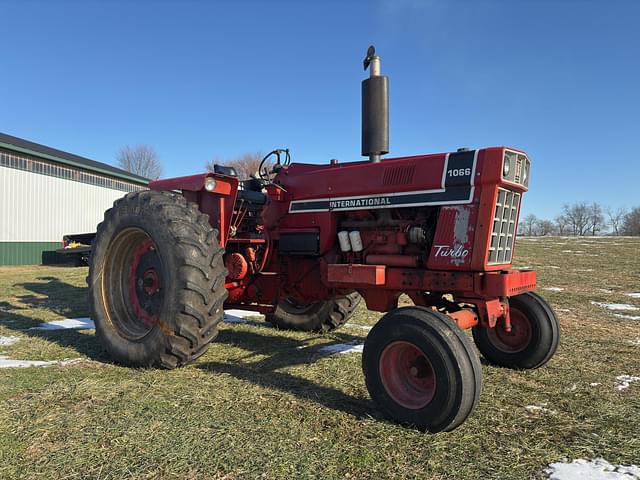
0,164,143,265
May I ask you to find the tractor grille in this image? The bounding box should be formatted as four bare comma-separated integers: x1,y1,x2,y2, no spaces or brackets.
502,150,530,188
488,188,521,265
513,154,524,183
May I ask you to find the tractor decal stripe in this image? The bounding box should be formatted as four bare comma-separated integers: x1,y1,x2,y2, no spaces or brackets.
289,150,477,213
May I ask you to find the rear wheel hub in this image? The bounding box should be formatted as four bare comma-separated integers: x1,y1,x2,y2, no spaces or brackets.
103,227,166,342
128,239,164,328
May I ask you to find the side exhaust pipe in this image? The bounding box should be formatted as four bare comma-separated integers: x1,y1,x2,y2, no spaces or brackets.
362,45,389,163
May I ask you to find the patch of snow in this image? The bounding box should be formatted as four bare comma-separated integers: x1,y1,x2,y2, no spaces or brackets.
318,342,364,355
0,356,82,369
615,375,640,391
0,336,20,346
591,302,639,311
543,287,565,292
598,288,613,294
626,293,640,299
224,309,264,319
589,383,601,387
557,308,572,313
224,309,265,325
546,458,640,480
614,314,640,321
561,250,574,253
545,265,561,269
29,318,95,330
525,403,556,415
574,269,594,272
628,338,640,346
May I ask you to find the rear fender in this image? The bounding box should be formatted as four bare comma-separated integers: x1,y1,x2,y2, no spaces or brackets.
149,173,239,246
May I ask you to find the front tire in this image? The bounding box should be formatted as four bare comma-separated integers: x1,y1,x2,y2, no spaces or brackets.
472,292,560,369
88,190,227,369
362,307,482,432
266,292,361,332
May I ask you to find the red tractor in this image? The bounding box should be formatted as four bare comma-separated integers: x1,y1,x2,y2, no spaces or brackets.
88,46,559,432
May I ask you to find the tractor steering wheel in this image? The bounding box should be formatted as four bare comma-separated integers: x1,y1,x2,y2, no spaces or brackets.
259,149,290,182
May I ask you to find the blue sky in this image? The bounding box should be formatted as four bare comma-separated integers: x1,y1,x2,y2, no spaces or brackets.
1,0,638,219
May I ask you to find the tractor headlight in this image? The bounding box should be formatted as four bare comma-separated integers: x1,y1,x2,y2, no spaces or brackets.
204,177,217,192
503,156,511,177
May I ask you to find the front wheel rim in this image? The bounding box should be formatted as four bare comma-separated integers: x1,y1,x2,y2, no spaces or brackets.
486,309,532,353
379,341,436,409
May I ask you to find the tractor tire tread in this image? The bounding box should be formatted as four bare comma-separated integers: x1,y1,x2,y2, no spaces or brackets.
88,190,228,369
266,292,362,332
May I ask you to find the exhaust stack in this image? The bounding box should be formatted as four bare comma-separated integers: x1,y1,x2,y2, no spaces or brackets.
361,45,389,163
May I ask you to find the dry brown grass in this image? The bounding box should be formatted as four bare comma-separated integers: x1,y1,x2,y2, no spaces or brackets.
0,237,638,479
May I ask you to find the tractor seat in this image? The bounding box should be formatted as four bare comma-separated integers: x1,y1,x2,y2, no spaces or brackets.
237,188,266,205
212,164,267,205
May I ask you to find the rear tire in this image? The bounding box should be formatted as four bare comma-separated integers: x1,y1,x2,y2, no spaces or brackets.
472,292,559,369
362,306,482,432
266,292,361,332
88,190,227,369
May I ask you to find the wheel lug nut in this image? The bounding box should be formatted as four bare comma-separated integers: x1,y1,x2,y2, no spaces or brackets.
410,366,418,377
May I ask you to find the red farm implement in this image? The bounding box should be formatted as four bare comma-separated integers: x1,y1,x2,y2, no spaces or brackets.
88,46,558,432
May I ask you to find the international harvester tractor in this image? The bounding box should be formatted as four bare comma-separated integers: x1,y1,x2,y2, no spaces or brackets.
89,47,559,432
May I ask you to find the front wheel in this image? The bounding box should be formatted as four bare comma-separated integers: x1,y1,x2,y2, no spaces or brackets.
362,307,482,432
472,292,560,369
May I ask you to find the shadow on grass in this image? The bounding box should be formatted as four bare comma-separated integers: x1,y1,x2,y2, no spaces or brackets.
0,311,108,361
0,276,109,361
198,329,379,420
3,277,379,419
15,276,88,319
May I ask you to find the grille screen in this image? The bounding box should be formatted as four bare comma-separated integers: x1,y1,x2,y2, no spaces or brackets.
488,188,520,265
382,165,416,186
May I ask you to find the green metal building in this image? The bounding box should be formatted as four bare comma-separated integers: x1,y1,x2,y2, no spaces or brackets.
0,133,148,265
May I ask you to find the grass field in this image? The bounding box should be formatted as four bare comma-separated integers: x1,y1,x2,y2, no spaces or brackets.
1,236,639,479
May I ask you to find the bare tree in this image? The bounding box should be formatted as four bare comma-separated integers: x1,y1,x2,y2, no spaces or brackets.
607,207,628,236
587,202,605,236
537,219,555,236
521,214,538,236
117,145,162,179
205,152,267,180
622,207,640,236
554,214,570,235
562,203,590,236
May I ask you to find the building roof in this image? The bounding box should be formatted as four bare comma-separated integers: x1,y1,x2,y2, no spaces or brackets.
0,132,149,185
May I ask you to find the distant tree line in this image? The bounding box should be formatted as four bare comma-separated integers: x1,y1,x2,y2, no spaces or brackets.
519,203,640,236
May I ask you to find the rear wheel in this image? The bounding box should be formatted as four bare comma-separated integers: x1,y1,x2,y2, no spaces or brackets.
472,292,559,369
88,190,227,368
362,306,482,432
266,292,361,332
